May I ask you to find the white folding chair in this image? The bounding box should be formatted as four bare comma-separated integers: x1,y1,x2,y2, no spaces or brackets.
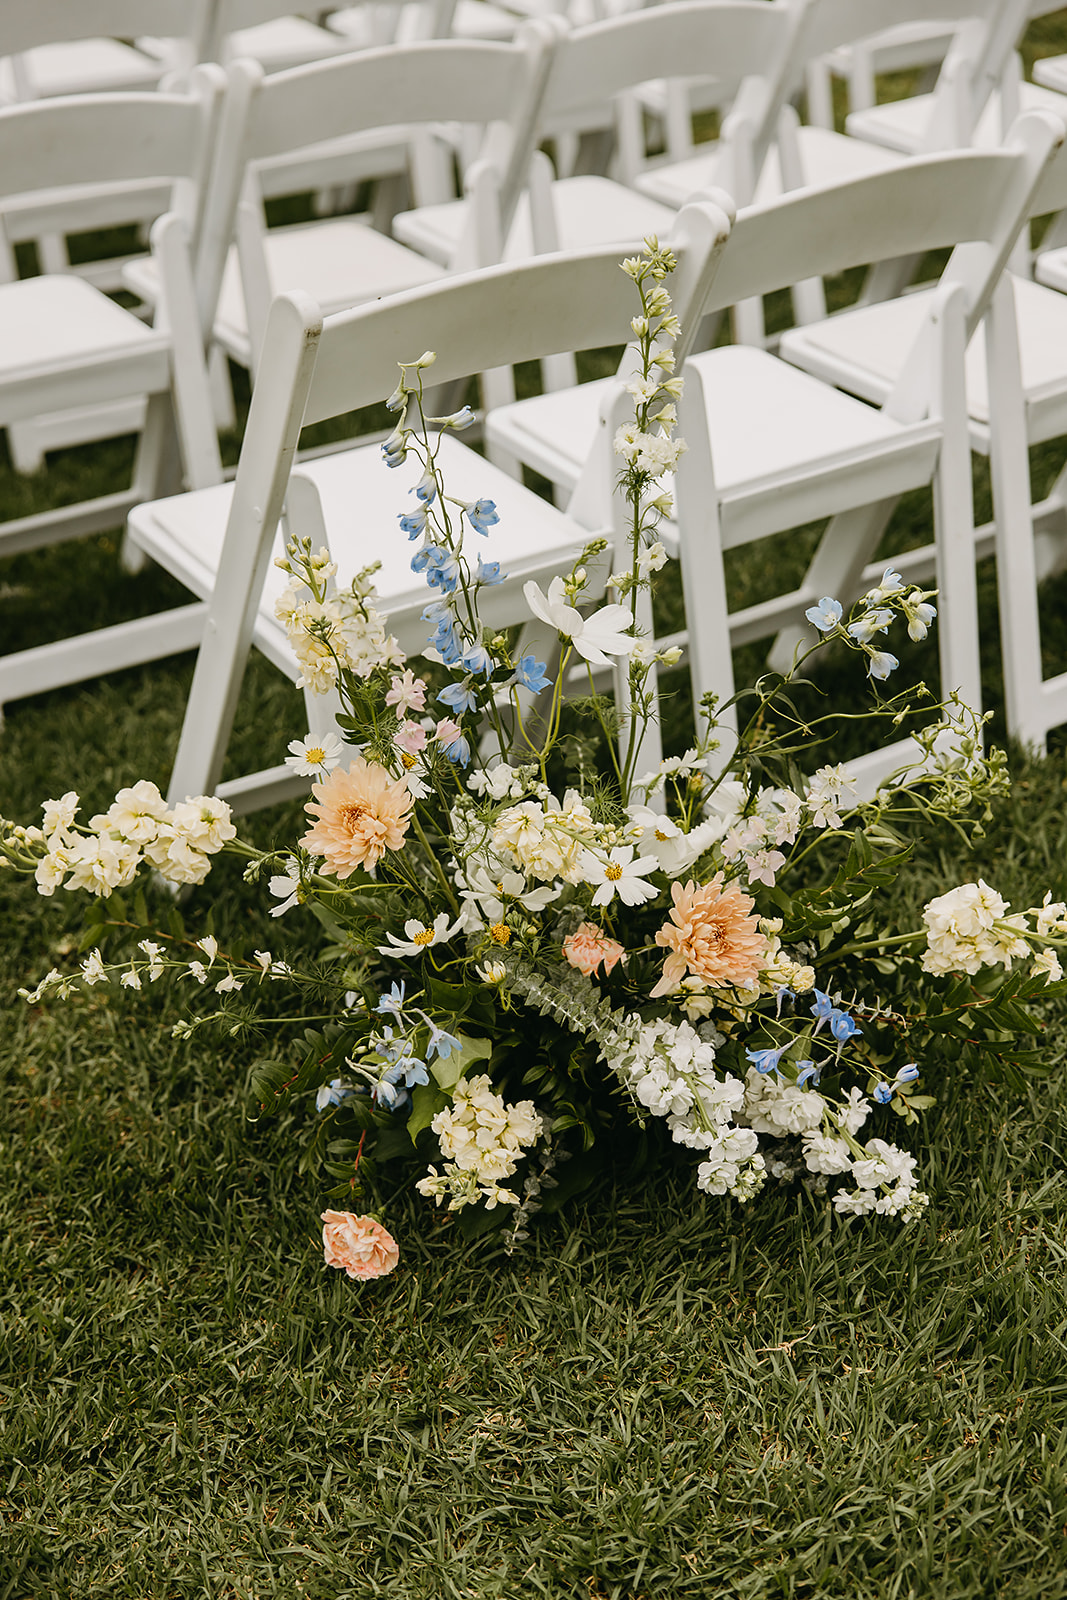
0,77,238,715
124,199,732,813
843,1,1067,157
0,1,220,475
0,0,211,107
125,28,559,385
393,1,805,269
488,122,1061,787
764,111,1067,753
804,19,963,129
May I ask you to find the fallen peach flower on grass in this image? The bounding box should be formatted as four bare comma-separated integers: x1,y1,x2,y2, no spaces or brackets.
300,757,413,878
321,1211,399,1280
651,874,767,998
563,921,626,978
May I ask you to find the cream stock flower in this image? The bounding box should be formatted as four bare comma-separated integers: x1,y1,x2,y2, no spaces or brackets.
922,880,1030,976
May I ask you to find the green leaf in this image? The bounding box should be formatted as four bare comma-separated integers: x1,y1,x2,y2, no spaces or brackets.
431,1034,493,1091
407,1081,450,1140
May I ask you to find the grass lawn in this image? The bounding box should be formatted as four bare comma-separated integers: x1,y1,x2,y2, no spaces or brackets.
7,21,1067,1595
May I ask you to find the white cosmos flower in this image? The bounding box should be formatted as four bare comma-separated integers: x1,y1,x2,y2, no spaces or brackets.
378,912,462,956
284,731,345,776
523,577,634,667
626,806,729,878
580,844,660,908
269,858,301,917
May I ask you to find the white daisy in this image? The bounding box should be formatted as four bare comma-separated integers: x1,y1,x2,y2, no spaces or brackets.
378,912,462,957
580,845,660,908
284,731,346,776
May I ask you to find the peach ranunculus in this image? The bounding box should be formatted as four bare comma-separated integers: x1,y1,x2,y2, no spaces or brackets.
321,1211,399,1280
651,874,767,998
300,758,413,877
563,921,626,978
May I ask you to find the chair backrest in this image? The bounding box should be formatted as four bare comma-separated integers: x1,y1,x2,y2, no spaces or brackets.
794,0,1031,150
198,0,358,63
702,110,1064,426
204,24,558,270
0,73,224,242
289,194,730,467
540,0,807,193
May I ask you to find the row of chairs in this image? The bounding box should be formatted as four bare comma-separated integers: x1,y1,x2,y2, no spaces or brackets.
2,0,1061,485
4,4,1067,788
123,110,1067,817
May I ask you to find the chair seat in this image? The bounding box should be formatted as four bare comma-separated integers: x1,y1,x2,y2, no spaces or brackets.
127,432,595,679
845,81,1067,155
0,39,163,104
489,344,940,545
394,174,675,265
221,220,446,364
0,275,166,420
128,221,447,367
634,123,902,211
223,16,357,73
778,275,1067,441
1034,53,1067,97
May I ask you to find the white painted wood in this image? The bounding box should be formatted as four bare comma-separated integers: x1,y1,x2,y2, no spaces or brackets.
776,113,1067,751
0,75,237,712
487,130,1061,776
396,0,802,277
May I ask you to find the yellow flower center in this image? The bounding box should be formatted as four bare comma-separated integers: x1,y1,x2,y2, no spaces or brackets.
489,922,511,945
412,927,435,945
338,801,370,833
400,752,417,769
306,746,326,765
605,863,623,881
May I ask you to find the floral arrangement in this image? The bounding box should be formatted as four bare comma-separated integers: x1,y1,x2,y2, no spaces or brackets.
4,240,1065,1278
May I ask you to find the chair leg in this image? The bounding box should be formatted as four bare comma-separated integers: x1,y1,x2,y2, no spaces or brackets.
984,277,1048,750
120,392,184,575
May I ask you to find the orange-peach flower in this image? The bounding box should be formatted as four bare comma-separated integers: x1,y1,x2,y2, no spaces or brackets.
563,921,626,978
321,1211,399,1280
651,874,767,998
300,758,413,878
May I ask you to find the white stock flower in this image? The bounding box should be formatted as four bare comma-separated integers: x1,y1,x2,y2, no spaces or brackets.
1036,894,1067,936
168,796,236,854
805,765,859,830
63,834,141,897
922,880,1027,977
1031,947,1063,985
419,1075,543,1211
90,780,169,843
142,830,211,887
81,950,108,986
801,1132,853,1176
742,1067,825,1138
41,792,79,839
